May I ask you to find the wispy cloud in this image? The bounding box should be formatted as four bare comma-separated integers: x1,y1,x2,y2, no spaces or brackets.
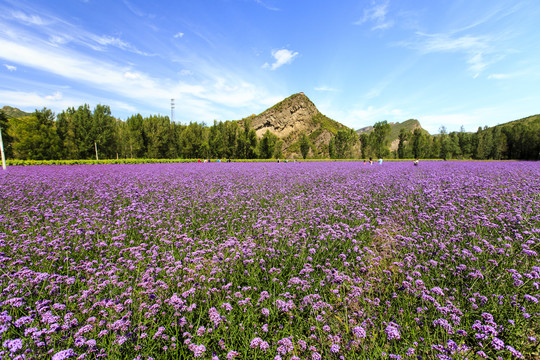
253,0,279,11
397,32,498,77
122,0,146,17
3,64,17,71
91,35,153,56
10,10,48,25
3,7,152,57
262,49,299,70
173,32,184,39
487,72,526,80
0,23,281,122
314,86,339,92
355,0,394,30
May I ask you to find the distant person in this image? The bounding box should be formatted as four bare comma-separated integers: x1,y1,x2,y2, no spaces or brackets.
369,157,373,165
363,160,367,165
277,159,280,163
414,158,419,166
378,158,383,165
198,159,201,163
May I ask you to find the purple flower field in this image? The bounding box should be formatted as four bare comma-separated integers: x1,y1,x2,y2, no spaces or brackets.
0,161,539,359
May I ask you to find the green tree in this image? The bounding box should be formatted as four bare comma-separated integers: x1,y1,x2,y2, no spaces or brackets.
223,121,238,159
458,126,473,159
334,128,357,159
439,126,450,160
359,133,370,159
397,128,411,159
328,137,336,159
11,108,61,160
474,127,486,159
299,132,310,159
236,119,257,159
56,108,78,159
274,139,283,159
258,130,278,159
115,120,131,159
209,121,226,158
412,128,429,159
0,110,14,159
180,122,204,158
92,104,117,159
72,104,94,159
372,121,391,157
447,132,461,159
126,114,145,158
246,128,258,159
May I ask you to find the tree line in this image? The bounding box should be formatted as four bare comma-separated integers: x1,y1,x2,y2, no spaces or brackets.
0,105,281,160
0,106,538,160
394,122,540,160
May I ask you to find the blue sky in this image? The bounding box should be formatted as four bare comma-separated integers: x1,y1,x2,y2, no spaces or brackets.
1,0,539,133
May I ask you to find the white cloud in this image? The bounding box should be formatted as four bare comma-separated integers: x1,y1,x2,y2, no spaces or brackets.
262,49,299,70
173,32,184,39
0,36,180,103
124,71,142,80
3,64,17,71
355,0,394,30
0,33,283,123
0,8,286,123
45,91,63,100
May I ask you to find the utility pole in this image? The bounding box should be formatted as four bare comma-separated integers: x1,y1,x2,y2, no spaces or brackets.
94,142,99,161
0,126,6,170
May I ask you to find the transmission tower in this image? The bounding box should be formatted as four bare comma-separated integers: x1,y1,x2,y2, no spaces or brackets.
171,98,175,123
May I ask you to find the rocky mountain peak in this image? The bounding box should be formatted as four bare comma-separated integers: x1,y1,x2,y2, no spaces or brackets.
244,92,320,139
237,92,345,157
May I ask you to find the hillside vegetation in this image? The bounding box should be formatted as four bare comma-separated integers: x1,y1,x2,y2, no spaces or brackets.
1,105,30,119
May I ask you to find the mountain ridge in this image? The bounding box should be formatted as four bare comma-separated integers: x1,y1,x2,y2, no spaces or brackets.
236,92,347,157
1,106,31,119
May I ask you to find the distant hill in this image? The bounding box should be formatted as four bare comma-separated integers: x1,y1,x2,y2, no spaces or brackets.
1,106,31,119
356,119,428,151
492,114,540,129
237,93,347,157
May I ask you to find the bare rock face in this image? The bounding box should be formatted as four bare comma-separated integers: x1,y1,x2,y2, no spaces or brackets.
250,93,319,139
239,93,344,157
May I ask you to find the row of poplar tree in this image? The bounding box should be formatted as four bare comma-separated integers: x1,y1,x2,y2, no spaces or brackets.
393,124,539,160
0,105,283,160
0,105,538,160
